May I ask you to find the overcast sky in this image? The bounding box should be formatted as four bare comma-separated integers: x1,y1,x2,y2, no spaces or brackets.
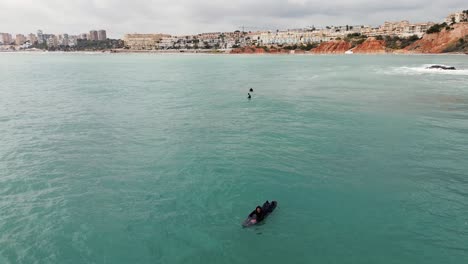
0,0,466,38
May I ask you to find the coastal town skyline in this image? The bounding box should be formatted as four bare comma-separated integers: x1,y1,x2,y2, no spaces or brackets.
0,0,467,38
1,10,466,42
1,9,467,53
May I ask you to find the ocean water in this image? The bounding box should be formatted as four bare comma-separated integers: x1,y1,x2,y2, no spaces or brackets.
0,53,467,264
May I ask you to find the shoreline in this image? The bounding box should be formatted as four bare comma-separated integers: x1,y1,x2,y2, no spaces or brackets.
0,49,466,56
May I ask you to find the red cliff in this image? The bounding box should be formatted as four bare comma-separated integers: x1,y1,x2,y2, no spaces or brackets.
405,22,468,53
311,41,351,54
353,38,387,54
230,47,265,54
230,46,291,54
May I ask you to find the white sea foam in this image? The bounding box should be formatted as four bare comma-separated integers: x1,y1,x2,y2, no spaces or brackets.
384,64,468,76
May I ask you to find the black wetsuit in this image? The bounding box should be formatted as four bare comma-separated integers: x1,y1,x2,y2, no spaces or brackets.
249,209,265,222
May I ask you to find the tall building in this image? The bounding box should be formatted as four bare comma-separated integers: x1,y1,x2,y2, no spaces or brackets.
98,30,107,40
28,33,38,44
46,35,58,47
0,33,13,45
15,34,27,45
89,30,98,41
68,36,78,46
58,34,69,46
37,30,44,44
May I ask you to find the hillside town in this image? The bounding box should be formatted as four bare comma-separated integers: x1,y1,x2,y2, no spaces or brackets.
123,20,439,51
1,10,467,53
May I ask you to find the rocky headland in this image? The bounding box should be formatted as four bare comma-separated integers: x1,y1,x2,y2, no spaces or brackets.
230,22,468,55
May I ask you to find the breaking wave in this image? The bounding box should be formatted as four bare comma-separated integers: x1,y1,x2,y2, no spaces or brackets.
384,64,468,76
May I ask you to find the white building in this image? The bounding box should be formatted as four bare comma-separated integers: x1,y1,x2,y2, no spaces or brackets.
89,30,98,41
68,36,78,46
98,30,107,41
58,34,69,46
37,30,44,44
158,36,176,49
46,36,58,47
359,21,434,38
402,23,434,37
123,34,171,50
15,34,27,45
259,30,333,45
445,12,468,24
0,33,13,45
27,33,38,44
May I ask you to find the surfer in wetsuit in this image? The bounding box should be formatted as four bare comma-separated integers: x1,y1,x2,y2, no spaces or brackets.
249,206,265,222
249,88,253,92
248,93,251,99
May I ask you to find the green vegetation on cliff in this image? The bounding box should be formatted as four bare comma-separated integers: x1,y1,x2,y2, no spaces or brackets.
443,37,468,53
281,43,318,51
345,33,368,47
426,23,449,34
384,35,420,49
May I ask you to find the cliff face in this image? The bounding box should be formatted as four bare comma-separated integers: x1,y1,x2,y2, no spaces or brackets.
230,46,291,54
230,47,265,54
230,24,468,55
268,48,289,54
406,22,468,53
353,38,387,54
311,41,351,54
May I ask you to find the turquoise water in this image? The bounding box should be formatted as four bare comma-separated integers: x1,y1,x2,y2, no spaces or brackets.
1,53,468,263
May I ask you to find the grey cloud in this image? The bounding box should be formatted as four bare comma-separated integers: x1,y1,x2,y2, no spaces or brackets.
0,0,465,37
